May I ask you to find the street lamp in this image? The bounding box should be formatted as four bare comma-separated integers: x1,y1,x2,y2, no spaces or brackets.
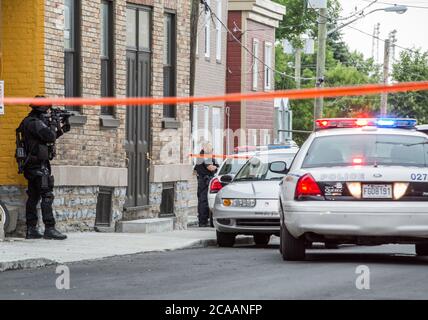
327,6,408,36
313,5,408,124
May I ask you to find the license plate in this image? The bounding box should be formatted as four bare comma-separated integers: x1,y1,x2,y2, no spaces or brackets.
362,184,392,199
255,211,279,216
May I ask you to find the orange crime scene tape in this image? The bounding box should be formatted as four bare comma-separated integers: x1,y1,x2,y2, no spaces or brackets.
6,81,428,160
3,80,428,106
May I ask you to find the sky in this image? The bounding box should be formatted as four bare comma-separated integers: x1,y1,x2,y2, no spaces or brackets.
338,0,428,61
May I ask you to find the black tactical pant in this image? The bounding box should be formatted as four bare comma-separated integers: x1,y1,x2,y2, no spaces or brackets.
25,171,55,228
197,175,211,225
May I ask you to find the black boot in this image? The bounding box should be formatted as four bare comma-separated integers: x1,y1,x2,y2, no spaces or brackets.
26,226,43,239
44,227,67,240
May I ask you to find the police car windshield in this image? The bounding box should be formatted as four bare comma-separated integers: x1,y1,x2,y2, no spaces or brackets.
218,158,248,175
303,134,428,168
235,154,295,181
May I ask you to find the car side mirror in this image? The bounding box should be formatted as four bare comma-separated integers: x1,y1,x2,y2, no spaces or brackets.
269,161,288,174
220,175,234,184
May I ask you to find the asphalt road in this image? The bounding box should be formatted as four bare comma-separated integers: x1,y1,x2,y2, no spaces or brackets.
1,239,428,300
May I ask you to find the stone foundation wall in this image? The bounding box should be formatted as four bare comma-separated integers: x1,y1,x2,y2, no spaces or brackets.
0,185,126,237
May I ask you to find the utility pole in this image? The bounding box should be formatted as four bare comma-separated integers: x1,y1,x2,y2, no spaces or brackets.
294,47,302,89
389,29,397,61
372,23,380,61
314,7,327,122
380,39,391,116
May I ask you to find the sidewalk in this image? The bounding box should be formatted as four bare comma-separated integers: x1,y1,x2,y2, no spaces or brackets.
0,228,252,272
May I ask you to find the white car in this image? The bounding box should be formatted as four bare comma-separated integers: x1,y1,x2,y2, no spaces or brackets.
208,152,254,212
213,147,299,247
278,118,428,261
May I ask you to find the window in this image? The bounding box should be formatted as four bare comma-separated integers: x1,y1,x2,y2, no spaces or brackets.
204,0,210,59
101,0,114,116
204,106,209,141
215,0,222,62
95,187,113,226
302,134,428,169
252,39,259,91
160,183,175,217
264,42,273,90
126,7,137,48
64,0,81,112
163,12,176,118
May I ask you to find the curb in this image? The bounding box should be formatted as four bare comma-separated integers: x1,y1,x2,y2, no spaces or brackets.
0,258,57,273
0,235,254,273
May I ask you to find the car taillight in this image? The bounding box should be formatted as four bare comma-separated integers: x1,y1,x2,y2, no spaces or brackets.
295,174,323,200
210,178,223,193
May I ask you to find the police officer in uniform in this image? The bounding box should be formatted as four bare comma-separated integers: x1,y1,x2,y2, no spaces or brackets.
19,97,70,240
194,142,218,227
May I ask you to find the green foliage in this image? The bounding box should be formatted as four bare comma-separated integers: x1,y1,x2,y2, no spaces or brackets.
273,0,382,145
389,50,428,124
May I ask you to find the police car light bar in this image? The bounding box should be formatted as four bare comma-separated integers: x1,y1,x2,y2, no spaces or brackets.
315,118,417,130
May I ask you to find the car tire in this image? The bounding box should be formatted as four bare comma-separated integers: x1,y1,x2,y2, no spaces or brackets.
216,231,235,247
280,224,306,261
325,242,339,249
254,234,270,247
0,200,9,232
415,243,428,256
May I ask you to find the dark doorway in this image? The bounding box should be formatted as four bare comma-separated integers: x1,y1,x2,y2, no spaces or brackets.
125,5,152,208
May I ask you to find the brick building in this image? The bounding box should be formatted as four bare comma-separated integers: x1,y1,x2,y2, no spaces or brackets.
0,0,193,235
226,0,285,152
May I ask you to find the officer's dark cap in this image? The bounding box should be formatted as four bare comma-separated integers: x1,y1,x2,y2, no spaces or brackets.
30,95,52,112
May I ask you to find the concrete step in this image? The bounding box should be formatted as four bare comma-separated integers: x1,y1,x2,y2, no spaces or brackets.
187,215,199,228
116,218,174,234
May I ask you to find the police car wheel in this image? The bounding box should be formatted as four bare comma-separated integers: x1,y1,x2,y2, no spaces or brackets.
0,200,9,232
280,223,306,261
415,243,428,256
216,231,235,247
254,234,270,247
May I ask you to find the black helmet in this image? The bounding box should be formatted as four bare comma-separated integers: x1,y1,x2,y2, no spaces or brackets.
30,95,52,113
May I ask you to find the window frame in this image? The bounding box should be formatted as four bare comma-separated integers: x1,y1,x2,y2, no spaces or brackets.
264,41,273,91
64,0,81,113
215,0,222,62
163,11,177,119
204,0,211,59
101,0,115,116
252,38,259,91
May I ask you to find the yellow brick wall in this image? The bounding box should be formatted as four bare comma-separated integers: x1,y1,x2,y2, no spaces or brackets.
0,0,45,185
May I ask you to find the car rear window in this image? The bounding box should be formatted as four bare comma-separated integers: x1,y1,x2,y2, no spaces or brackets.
302,134,428,168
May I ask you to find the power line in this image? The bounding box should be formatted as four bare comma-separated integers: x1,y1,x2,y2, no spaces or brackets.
336,0,379,21
200,0,317,82
359,0,428,9
345,24,419,54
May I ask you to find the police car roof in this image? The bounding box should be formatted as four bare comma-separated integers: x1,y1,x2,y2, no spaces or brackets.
256,147,299,156
313,127,428,138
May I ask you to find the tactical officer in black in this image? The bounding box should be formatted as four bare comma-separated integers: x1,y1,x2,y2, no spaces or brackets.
18,98,70,240
194,144,218,227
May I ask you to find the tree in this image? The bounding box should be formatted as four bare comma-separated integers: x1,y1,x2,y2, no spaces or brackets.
273,0,381,144
389,50,428,123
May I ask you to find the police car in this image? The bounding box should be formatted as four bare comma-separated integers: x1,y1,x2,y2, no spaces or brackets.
278,118,428,261
213,145,299,247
